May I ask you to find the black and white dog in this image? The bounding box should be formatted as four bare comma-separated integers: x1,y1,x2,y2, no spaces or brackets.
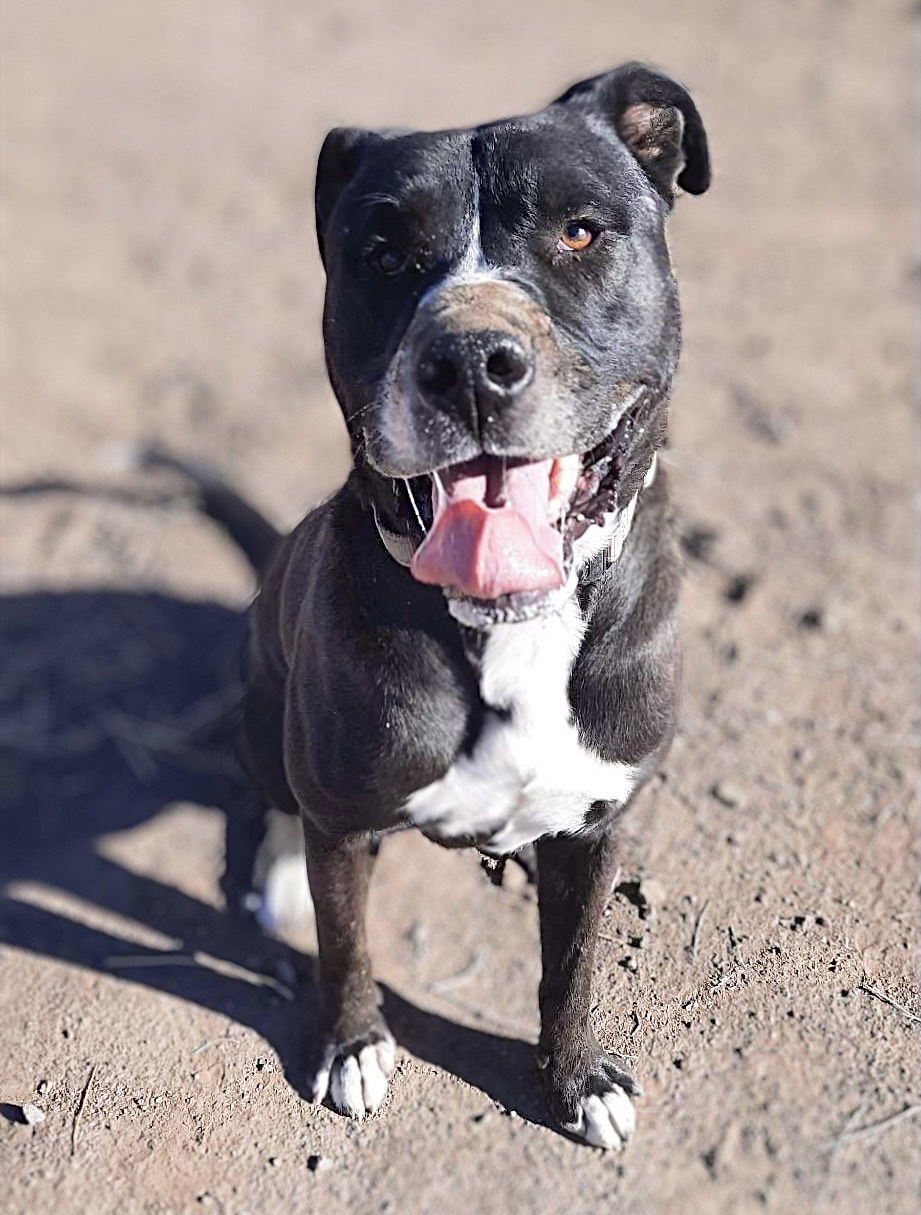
199,63,709,1150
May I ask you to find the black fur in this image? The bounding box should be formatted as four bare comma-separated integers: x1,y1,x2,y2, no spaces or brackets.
199,63,708,1144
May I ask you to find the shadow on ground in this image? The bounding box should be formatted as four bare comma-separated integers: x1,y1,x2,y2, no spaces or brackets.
0,585,548,1127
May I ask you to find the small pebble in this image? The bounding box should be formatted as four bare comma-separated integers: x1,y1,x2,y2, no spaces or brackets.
407,921,428,958
725,573,754,604
21,1103,46,1126
711,781,741,809
798,607,823,630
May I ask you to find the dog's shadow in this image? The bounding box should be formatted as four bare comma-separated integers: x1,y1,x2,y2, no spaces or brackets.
0,585,547,1128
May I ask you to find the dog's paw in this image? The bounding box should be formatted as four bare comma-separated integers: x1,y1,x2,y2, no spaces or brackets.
542,1050,641,1151
562,1079,636,1150
254,851,314,936
309,1032,396,1119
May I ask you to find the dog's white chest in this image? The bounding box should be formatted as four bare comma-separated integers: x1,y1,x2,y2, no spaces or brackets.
406,599,638,854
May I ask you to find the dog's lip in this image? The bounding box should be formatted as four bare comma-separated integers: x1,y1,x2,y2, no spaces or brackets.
423,403,638,536
401,383,649,491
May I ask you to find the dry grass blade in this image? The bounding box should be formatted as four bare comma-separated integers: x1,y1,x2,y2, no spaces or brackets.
70,1064,96,1156
429,950,487,994
858,983,921,1026
687,899,710,961
103,952,295,1000
821,1103,921,1148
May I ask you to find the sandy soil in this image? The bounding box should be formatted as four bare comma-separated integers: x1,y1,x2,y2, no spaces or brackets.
1,1,918,1212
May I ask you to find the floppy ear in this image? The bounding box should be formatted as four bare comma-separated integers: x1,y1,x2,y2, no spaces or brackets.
315,127,385,265
555,63,710,202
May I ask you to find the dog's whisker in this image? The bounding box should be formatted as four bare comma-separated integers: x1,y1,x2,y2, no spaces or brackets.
403,477,428,534
347,400,380,423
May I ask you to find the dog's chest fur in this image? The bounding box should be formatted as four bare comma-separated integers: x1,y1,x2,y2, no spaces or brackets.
406,596,638,854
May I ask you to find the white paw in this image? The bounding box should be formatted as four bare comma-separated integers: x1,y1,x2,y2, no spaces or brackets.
311,1035,396,1119
255,851,313,936
562,1083,636,1151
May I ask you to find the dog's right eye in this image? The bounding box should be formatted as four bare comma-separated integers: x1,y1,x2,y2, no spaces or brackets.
365,241,409,276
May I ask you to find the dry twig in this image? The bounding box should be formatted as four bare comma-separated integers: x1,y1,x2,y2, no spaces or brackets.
687,899,710,961
821,1103,921,1149
429,951,486,995
70,1064,96,1157
858,983,921,1026
103,952,294,1000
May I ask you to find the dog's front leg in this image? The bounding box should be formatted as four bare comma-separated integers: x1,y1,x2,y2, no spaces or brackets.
304,827,395,1118
536,824,640,1149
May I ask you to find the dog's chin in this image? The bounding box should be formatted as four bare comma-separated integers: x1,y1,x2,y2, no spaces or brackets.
445,582,574,627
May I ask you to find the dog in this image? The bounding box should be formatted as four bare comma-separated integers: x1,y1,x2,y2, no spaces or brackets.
170,62,709,1150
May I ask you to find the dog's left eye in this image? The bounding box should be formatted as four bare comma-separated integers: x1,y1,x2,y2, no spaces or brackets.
558,222,597,253
366,242,409,276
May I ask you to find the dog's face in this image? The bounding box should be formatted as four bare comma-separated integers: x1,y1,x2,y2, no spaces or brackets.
316,64,709,619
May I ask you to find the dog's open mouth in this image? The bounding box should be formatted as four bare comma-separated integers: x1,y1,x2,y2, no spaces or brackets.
406,402,641,623
410,455,578,599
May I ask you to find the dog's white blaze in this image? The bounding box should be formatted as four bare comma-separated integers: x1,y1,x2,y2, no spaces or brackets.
407,596,639,853
455,206,485,275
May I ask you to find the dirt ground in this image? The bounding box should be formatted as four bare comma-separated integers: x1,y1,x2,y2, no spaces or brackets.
1,1,918,1212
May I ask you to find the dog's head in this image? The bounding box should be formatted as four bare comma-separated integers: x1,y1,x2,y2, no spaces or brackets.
316,63,709,622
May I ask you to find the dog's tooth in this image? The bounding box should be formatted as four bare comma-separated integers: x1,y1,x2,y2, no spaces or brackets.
431,467,447,513
548,454,580,520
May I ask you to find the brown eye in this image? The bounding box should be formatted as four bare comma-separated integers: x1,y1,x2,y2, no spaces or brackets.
366,242,409,276
558,221,596,252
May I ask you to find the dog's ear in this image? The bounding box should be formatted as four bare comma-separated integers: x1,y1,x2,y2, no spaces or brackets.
555,63,710,203
315,127,387,265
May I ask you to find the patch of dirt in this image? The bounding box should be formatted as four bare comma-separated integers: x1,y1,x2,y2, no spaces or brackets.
1,2,918,1212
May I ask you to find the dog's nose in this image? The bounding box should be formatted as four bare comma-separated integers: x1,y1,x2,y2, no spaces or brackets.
415,329,533,419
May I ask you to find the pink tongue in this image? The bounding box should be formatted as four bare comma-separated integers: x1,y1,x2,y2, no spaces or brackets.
410,457,565,598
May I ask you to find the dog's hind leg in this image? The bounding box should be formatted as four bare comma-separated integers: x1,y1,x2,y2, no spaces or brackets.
304,827,395,1119
247,808,314,936
221,785,271,916
536,821,641,1150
